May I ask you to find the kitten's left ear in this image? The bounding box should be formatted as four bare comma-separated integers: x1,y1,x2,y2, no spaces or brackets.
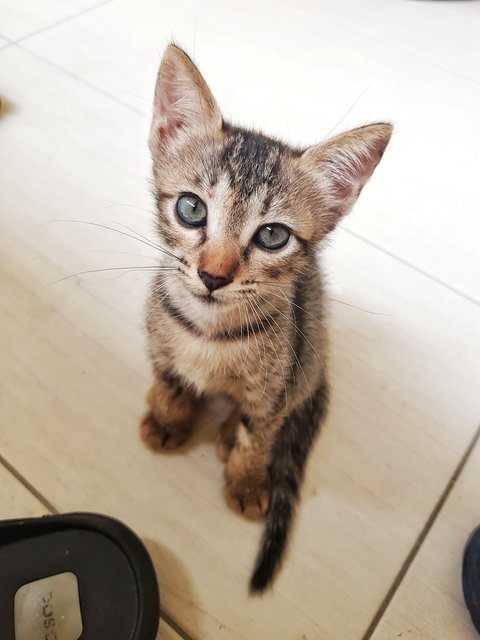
302,123,393,226
149,44,222,152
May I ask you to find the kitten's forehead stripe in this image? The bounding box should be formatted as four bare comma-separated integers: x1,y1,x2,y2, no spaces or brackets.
260,193,273,217
213,124,304,239
221,125,289,201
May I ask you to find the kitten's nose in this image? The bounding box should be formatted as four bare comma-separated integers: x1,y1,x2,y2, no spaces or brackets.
198,270,232,292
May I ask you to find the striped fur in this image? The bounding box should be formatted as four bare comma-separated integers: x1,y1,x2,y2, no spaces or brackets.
142,44,392,592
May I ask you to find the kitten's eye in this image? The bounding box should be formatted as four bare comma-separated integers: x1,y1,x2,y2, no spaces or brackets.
176,194,207,227
253,224,291,250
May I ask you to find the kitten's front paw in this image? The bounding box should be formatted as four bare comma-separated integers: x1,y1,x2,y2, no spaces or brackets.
224,451,270,520
140,411,192,451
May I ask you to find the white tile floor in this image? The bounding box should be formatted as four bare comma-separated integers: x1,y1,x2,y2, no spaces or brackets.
1,1,479,638
0,0,107,41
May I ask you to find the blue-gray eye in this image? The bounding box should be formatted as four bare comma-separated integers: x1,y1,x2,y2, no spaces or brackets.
253,224,291,250
176,194,207,227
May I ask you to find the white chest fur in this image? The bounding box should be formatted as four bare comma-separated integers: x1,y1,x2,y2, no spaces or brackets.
171,330,247,395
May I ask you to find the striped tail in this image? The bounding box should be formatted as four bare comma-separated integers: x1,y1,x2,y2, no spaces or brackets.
249,380,329,594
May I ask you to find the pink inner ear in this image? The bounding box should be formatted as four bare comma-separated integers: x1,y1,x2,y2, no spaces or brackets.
330,143,384,203
304,123,391,224
151,47,222,150
157,106,183,140
156,76,185,140
331,177,354,203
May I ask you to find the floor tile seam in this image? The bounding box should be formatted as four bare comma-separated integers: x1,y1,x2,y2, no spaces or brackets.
361,421,480,639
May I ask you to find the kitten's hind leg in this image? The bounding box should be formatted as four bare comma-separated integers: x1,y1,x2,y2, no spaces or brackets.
140,369,203,451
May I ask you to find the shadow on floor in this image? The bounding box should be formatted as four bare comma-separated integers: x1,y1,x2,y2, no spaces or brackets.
144,536,203,640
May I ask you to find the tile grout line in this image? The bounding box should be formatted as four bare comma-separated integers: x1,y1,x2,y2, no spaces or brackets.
0,452,193,638
0,453,59,514
343,227,480,307
361,421,480,640
0,34,13,51
15,43,147,117
7,0,116,47
161,613,195,640
283,0,480,90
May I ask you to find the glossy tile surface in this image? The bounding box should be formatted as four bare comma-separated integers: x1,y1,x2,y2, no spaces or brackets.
1,2,479,638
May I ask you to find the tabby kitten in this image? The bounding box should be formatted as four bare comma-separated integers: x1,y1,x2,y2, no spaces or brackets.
141,44,392,593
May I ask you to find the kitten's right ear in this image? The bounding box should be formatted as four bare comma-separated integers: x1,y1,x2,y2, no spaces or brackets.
149,44,222,151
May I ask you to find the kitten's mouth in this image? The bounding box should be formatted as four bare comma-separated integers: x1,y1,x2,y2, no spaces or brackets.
177,271,229,305
191,290,224,305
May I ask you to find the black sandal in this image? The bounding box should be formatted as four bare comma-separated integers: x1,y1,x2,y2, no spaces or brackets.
463,525,480,634
0,512,160,640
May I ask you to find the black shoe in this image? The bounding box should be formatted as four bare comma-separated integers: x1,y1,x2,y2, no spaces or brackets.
0,512,160,640
463,525,480,634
